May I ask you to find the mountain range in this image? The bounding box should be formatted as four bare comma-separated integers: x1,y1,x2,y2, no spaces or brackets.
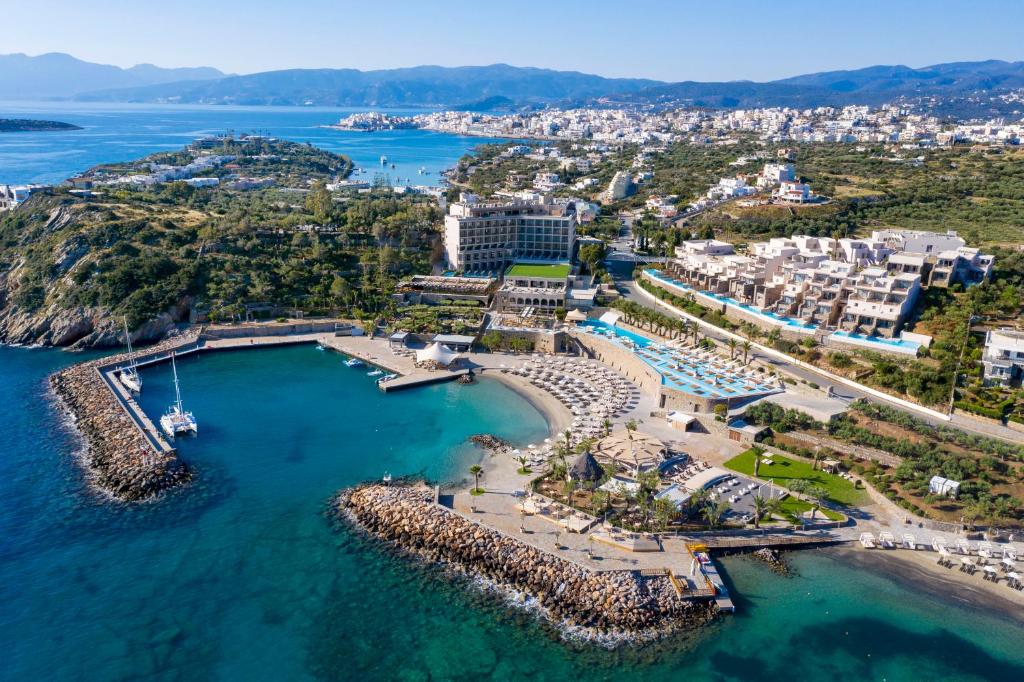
3,53,1024,110
0,53,225,100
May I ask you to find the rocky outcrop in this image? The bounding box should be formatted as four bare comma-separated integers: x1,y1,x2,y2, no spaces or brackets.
751,548,790,575
0,303,186,348
49,333,198,501
338,483,715,643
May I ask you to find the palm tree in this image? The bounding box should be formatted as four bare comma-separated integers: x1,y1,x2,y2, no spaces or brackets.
701,500,731,529
469,464,483,494
741,341,752,364
766,328,781,348
602,418,612,437
727,338,738,360
515,454,530,474
752,494,769,528
807,485,828,520
564,479,578,508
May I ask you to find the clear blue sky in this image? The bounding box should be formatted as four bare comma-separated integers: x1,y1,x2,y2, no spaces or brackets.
7,0,1022,81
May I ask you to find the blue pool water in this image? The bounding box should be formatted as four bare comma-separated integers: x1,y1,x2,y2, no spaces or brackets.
578,320,778,398
646,269,925,353
0,101,503,186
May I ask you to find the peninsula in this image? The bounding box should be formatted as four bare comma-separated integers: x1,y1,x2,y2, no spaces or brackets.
0,118,82,132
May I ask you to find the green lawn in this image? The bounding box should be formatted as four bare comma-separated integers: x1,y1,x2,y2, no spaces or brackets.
724,448,868,507
778,497,844,522
505,262,571,279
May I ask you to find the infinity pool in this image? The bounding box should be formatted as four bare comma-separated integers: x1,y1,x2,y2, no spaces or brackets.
578,320,781,399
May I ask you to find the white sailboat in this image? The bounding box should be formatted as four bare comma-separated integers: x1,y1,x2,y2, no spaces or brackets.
119,317,142,394
160,353,197,438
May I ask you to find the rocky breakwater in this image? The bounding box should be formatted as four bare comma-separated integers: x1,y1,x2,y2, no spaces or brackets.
338,483,715,644
49,334,197,501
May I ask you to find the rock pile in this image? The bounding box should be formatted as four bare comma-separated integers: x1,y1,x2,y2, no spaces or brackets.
469,434,512,453
751,548,789,574
49,333,198,501
338,483,714,642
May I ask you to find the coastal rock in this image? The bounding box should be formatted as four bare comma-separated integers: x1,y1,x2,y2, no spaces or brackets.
49,331,199,501
336,483,715,644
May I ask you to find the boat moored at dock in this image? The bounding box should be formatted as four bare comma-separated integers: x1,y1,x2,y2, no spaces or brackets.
118,317,142,394
160,353,197,438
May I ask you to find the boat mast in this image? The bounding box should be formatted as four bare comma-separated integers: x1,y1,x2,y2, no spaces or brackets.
123,316,137,372
171,353,184,414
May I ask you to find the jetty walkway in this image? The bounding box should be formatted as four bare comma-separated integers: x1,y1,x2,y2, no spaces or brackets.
56,327,474,500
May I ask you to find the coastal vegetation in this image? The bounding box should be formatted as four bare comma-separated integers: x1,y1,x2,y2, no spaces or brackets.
724,447,866,508
750,400,1024,525
0,118,82,132
0,138,442,346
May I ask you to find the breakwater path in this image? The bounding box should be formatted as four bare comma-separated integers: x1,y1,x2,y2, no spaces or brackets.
337,482,716,643
50,330,326,501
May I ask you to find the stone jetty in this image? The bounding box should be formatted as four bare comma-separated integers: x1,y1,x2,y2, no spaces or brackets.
49,334,196,501
338,483,715,643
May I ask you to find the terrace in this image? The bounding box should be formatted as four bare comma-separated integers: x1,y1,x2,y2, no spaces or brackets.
577,320,782,401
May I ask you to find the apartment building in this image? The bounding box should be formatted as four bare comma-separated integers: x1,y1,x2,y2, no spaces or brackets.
839,269,921,338
443,196,577,273
982,328,1024,386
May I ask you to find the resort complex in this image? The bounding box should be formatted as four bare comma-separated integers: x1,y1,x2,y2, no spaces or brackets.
6,21,1024,675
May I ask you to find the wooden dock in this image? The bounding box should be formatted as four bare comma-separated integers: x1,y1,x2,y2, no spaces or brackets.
379,369,470,392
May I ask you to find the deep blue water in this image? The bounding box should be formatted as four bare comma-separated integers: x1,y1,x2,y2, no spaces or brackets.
0,101,499,186
1,344,1023,681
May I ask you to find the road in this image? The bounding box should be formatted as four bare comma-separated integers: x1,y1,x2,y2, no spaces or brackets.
617,280,1024,445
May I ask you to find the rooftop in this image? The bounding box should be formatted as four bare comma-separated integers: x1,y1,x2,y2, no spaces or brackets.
505,262,571,279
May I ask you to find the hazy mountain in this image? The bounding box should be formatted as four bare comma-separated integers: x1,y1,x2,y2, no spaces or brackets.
623,60,1024,109
0,53,225,100
73,64,662,106
17,54,1024,110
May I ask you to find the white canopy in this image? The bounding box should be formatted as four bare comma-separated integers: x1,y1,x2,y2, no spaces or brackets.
565,308,588,322
415,342,460,366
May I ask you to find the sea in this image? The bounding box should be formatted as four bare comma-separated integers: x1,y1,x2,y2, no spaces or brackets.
1,103,1023,680
0,101,501,187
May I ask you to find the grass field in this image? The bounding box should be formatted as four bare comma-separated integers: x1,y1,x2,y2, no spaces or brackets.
505,262,571,278
724,448,869,507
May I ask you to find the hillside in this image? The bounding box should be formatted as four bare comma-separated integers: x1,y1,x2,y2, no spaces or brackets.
0,52,225,99
65,58,1024,111
0,138,440,348
74,64,662,107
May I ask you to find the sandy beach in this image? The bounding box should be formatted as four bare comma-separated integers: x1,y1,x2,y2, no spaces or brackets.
834,546,1024,623
477,368,574,437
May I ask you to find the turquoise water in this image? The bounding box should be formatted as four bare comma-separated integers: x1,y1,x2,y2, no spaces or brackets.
2,343,1024,680
0,101,501,186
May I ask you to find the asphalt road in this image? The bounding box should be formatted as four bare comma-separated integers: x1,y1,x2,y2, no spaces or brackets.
617,280,1024,445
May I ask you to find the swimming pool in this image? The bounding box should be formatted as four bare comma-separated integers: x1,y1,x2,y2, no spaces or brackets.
644,270,817,334
578,320,782,399
829,330,922,355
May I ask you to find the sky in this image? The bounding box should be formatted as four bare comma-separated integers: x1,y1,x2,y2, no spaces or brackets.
4,0,1022,82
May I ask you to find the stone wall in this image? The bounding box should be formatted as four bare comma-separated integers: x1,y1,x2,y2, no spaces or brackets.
338,483,713,642
49,333,198,501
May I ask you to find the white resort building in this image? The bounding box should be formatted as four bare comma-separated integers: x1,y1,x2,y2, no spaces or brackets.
657,229,993,339
982,328,1024,387
443,195,578,274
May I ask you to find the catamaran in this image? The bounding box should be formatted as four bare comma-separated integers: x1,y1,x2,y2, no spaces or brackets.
119,317,142,394
160,353,197,438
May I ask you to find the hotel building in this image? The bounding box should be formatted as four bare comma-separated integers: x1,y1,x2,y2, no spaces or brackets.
443,196,577,273
982,328,1024,387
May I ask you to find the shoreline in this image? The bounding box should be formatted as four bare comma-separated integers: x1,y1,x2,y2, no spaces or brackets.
337,482,717,646
831,546,1024,624
477,368,574,438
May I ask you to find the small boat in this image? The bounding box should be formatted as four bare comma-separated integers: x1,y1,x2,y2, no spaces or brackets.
367,369,383,377
380,155,387,165
377,373,398,384
344,357,364,368
383,472,392,485
159,353,197,438
119,316,142,394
